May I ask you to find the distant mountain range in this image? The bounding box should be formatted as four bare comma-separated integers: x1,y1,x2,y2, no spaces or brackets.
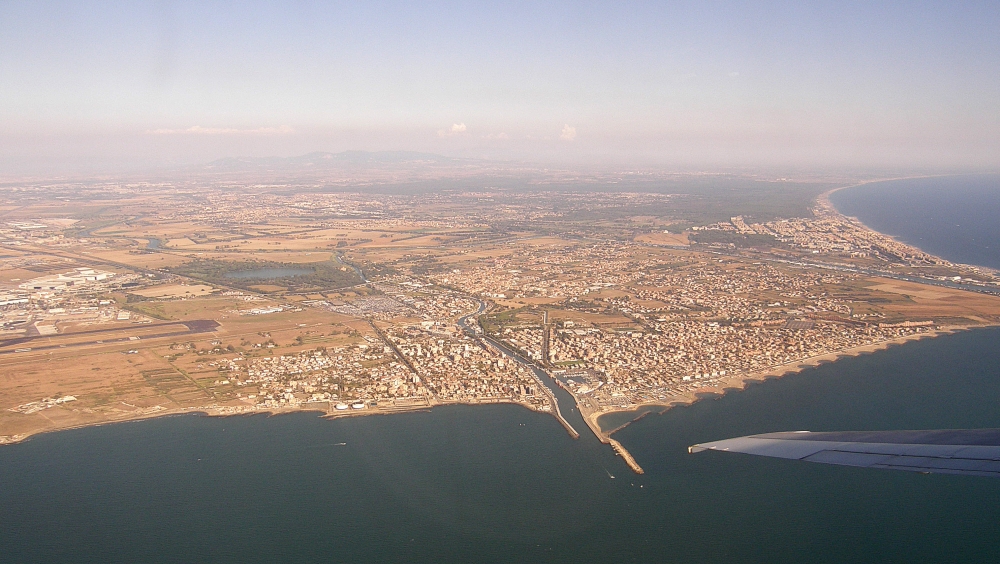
202,151,471,171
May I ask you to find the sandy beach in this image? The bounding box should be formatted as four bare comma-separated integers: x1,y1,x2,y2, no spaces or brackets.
0,394,560,447
583,325,983,443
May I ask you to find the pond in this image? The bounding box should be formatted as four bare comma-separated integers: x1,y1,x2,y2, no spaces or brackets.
223,267,313,280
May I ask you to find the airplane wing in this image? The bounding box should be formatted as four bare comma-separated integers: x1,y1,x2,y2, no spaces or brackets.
689,429,1000,477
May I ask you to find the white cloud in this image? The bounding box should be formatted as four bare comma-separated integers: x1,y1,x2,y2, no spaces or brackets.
483,132,508,140
147,125,293,135
438,122,468,137
560,124,577,141
729,71,740,77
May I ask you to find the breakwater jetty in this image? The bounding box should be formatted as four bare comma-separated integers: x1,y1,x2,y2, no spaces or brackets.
609,438,645,474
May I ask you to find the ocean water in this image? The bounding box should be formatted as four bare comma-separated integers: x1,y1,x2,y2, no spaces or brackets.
830,174,1000,269
3,327,1000,563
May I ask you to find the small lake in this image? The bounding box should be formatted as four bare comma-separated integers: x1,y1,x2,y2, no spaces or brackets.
223,267,313,280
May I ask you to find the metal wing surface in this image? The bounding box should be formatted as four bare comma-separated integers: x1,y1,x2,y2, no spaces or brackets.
689,429,1000,477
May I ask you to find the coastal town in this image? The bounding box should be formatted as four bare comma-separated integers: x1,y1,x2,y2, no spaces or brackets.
2,181,1000,458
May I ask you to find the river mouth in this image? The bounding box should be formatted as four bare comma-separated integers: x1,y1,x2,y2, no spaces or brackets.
223,267,314,280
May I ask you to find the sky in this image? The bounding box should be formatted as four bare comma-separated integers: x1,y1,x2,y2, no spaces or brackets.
1,1,998,174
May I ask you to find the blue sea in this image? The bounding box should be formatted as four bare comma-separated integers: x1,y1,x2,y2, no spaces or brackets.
3,177,1000,562
830,174,1000,269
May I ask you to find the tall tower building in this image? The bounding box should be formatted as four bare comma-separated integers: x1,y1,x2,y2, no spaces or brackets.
541,310,552,366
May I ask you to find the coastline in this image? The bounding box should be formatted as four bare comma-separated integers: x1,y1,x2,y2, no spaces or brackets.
4,176,998,459
0,396,555,448
561,175,986,443
817,178,927,260
818,176,999,277
7,328,974,476
537,177,995,468
586,325,987,445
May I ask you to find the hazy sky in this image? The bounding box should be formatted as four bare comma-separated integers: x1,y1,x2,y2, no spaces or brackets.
2,1,998,173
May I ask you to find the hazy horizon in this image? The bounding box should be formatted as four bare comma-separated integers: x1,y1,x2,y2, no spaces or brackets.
2,1,998,176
